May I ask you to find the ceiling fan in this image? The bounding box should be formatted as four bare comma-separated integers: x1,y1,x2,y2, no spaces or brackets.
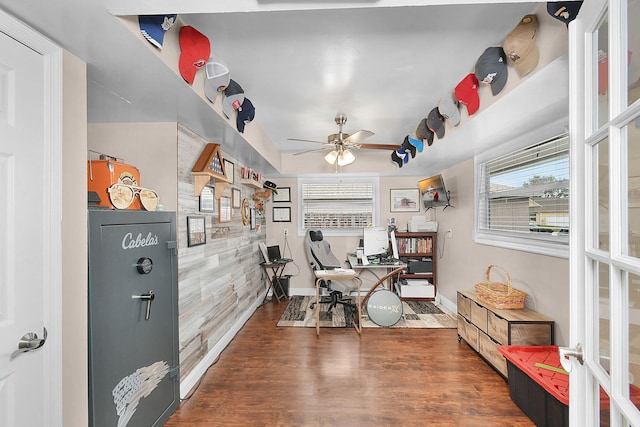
289,113,400,167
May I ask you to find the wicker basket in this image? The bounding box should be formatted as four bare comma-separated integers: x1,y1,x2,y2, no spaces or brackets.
474,265,526,310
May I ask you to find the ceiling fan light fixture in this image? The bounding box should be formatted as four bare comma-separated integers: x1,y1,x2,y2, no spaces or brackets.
337,149,355,166
324,150,339,165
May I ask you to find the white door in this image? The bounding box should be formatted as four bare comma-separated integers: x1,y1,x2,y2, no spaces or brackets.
569,0,640,424
0,11,62,427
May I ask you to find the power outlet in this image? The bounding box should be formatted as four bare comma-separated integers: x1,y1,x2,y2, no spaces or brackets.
284,228,289,236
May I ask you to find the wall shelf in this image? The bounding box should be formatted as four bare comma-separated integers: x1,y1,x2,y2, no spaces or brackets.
192,173,231,198
241,179,262,189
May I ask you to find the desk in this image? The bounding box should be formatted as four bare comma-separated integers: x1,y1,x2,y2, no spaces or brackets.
261,261,290,303
346,254,406,289
313,270,362,336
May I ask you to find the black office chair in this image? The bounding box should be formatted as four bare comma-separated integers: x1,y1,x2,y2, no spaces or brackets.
304,229,357,314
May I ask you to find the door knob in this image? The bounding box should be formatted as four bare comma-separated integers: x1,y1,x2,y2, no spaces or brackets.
558,343,584,372
10,327,48,360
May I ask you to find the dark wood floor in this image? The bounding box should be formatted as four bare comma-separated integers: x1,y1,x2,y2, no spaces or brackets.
164,297,534,427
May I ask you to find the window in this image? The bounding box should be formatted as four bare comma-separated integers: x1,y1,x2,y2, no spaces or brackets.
298,177,379,236
475,133,569,257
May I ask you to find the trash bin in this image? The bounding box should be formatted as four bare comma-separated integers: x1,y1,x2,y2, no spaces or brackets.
273,275,290,297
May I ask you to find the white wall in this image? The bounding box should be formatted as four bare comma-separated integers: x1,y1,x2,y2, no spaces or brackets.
61,50,89,427
87,122,179,212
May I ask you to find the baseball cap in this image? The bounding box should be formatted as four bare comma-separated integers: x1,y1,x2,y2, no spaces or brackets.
415,118,435,146
263,180,278,194
222,79,245,119
503,15,540,77
475,47,508,96
391,150,406,168
438,92,461,126
204,58,231,103
427,107,445,140
401,136,417,158
407,135,424,153
236,98,256,133
139,14,177,49
179,26,210,85
547,1,583,27
455,74,480,115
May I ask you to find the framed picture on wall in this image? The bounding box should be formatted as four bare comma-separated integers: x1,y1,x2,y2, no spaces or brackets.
390,188,420,212
187,216,206,247
223,159,234,183
272,187,291,202
273,206,291,222
232,187,241,208
250,208,256,230
199,186,215,212
219,196,232,222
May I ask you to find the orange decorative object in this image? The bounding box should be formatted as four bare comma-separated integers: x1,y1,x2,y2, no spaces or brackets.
88,160,142,210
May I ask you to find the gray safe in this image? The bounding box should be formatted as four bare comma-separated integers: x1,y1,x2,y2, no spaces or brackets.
88,210,179,427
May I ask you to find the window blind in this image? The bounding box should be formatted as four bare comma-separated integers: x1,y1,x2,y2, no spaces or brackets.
301,181,374,230
477,134,570,240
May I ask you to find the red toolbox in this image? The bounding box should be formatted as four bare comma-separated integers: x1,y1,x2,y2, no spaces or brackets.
499,345,640,427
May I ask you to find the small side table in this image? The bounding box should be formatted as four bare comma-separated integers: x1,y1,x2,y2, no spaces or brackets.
313,270,362,336
261,261,290,303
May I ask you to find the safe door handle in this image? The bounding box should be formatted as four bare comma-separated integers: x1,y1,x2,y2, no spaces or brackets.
132,290,155,320
10,327,48,360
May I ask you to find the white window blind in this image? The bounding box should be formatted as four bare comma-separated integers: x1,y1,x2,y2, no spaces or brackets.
477,134,570,247
300,180,376,231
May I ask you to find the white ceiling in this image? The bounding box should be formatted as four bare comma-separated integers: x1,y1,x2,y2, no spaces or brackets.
0,0,570,177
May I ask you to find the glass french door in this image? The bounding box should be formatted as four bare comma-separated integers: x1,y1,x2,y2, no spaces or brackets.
570,0,640,425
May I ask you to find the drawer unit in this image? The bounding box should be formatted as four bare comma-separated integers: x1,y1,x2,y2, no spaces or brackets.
457,314,479,350
457,292,471,319
488,311,508,343
470,300,488,333
456,290,554,378
478,332,507,377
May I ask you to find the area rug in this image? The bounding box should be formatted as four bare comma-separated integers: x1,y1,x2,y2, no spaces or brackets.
276,295,458,329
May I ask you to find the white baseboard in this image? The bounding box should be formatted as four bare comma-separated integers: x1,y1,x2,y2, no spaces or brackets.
179,289,268,398
437,293,457,315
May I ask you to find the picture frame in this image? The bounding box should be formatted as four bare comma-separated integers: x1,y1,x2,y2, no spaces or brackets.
219,196,232,223
199,186,215,212
223,159,234,184
390,188,420,212
187,216,207,247
273,206,291,222
232,187,241,209
272,186,291,203
250,208,256,230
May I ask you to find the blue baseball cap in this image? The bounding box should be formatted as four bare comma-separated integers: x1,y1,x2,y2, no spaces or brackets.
236,98,256,133
547,2,583,27
407,135,424,153
139,14,177,49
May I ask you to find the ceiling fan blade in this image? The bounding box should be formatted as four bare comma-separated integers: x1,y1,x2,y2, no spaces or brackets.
287,138,329,145
343,130,374,144
358,143,401,150
292,148,331,156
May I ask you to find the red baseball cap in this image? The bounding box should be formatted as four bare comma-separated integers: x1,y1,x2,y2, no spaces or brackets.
455,73,480,116
179,26,210,85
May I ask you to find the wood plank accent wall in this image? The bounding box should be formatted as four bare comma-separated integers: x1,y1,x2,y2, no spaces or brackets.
177,125,266,381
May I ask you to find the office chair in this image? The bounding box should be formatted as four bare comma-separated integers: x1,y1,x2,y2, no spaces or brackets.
304,229,358,315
